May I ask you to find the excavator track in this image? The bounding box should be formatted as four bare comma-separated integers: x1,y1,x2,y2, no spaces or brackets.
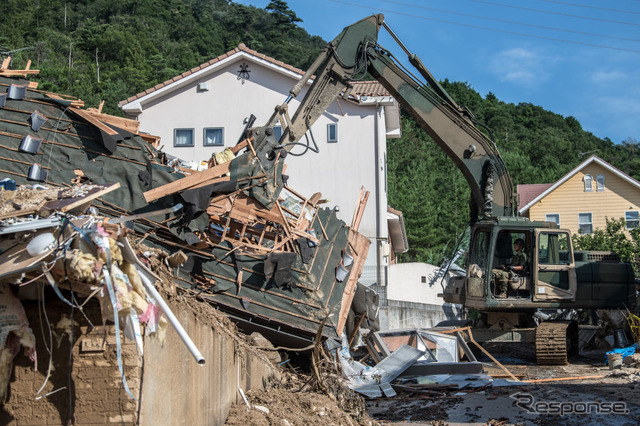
535,321,578,365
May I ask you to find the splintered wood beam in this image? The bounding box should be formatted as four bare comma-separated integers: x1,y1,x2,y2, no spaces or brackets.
229,137,254,155
143,160,232,202
283,185,307,201
275,201,294,238
43,183,121,213
68,107,119,136
350,186,370,231
227,193,283,224
44,93,84,108
1,57,10,69
82,107,140,134
139,133,161,147
0,69,41,77
335,229,371,335
308,192,323,207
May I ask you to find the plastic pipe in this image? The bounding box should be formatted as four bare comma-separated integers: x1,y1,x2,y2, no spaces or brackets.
136,267,206,365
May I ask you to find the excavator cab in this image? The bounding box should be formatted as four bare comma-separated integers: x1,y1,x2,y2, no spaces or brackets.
452,218,582,310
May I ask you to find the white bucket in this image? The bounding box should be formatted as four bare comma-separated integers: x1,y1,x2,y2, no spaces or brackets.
608,353,623,369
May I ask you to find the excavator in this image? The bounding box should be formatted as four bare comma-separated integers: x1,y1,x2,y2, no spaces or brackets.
244,14,636,364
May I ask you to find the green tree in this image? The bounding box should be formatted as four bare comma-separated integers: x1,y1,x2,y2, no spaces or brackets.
573,218,640,274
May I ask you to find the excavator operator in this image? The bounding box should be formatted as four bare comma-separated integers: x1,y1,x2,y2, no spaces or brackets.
492,238,528,298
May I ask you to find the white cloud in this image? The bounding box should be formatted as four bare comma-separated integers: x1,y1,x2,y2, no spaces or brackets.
590,70,629,85
488,47,554,86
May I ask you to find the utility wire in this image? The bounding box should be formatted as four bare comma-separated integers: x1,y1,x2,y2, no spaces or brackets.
379,0,640,43
328,0,640,54
536,0,640,16
468,0,640,27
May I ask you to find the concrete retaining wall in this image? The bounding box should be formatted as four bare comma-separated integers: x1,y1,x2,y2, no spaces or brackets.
378,299,462,330
138,298,276,425
1,293,275,426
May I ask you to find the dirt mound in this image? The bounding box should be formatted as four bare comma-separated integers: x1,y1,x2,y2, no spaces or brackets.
226,386,364,426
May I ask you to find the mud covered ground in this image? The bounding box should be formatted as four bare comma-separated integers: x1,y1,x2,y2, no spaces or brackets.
367,347,640,425
225,342,640,425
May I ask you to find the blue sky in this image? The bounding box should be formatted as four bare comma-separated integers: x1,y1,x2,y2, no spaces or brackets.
237,0,640,144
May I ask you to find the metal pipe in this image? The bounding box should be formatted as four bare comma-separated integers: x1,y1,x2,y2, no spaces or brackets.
136,266,206,365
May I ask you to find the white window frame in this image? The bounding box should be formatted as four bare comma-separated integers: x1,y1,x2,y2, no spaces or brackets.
203,127,224,147
625,211,639,230
578,212,593,234
327,123,338,143
174,128,194,147
596,174,605,192
583,174,593,192
545,213,560,226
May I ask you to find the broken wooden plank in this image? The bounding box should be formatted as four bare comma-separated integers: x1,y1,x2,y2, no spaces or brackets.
527,375,604,383
0,200,47,220
68,107,119,136
335,229,371,334
139,133,161,147
43,183,120,213
143,160,232,202
463,327,519,382
308,192,322,207
0,69,40,77
229,137,253,155
44,93,84,108
350,186,370,231
82,108,140,134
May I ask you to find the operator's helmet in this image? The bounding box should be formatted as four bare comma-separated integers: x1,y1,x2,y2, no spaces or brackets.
514,238,525,247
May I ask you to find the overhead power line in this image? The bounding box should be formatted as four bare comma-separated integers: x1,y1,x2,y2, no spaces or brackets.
468,0,640,27
328,0,640,54
536,0,640,16
379,0,640,43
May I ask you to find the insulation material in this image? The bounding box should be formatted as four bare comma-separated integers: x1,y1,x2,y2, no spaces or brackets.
0,282,36,400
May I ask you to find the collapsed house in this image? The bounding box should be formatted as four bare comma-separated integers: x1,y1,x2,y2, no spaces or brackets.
0,61,379,422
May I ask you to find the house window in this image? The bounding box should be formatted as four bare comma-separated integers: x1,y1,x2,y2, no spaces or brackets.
596,174,605,192
578,213,593,234
327,123,338,143
626,211,639,229
545,214,560,226
174,128,194,147
583,174,593,192
203,128,224,146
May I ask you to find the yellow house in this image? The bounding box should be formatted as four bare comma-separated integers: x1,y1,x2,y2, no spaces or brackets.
518,155,640,235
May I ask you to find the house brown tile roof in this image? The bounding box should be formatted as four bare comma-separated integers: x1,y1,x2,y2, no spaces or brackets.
350,81,390,97
517,183,553,208
119,44,389,107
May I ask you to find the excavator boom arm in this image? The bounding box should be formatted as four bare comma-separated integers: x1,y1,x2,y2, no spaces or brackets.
277,14,514,221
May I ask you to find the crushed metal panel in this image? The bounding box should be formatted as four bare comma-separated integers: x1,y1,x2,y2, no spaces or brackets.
375,344,425,383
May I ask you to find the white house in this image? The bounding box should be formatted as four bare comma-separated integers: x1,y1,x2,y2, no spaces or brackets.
119,43,403,285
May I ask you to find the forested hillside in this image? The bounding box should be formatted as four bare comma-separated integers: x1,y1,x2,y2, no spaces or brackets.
1,0,638,264
389,80,640,263
0,0,324,115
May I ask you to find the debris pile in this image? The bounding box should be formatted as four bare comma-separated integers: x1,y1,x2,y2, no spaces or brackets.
0,60,379,423
0,184,189,400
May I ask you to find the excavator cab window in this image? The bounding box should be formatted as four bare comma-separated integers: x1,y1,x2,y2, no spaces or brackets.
538,232,571,266
469,230,490,277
